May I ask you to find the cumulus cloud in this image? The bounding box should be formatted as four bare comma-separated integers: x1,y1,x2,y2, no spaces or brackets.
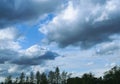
95,34,120,55
0,28,21,51
0,0,63,28
0,28,58,65
0,44,58,65
0,26,59,80
40,0,120,49
0,44,58,79
96,41,120,55
11,45,58,65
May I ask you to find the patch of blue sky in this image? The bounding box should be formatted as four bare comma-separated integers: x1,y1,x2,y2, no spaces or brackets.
16,24,43,49
39,13,55,27
16,13,55,49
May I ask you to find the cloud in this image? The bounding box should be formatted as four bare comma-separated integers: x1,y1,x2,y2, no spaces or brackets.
0,43,58,79
95,34,120,55
0,0,63,28
0,0,120,81
96,41,120,55
40,0,120,49
0,27,59,80
0,27,19,40
0,27,21,64
0,44,58,65
0,28,21,51
0,49,19,64
11,50,58,66
44,48,109,77
0,27,59,66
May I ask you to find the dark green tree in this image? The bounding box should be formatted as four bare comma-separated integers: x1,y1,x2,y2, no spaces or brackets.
41,73,48,84
67,77,82,84
61,71,68,84
5,75,12,84
25,76,30,84
19,72,25,84
14,77,18,84
82,73,96,84
48,71,55,84
55,67,60,84
36,71,41,84
30,72,34,84
103,66,120,84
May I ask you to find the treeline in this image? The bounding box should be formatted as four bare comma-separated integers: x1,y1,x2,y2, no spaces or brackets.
2,67,70,84
1,66,120,84
67,66,120,84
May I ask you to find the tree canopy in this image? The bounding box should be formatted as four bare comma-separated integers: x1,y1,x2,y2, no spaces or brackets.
1,66,120,84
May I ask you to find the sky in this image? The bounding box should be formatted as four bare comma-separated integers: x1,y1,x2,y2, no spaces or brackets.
0,0,120,81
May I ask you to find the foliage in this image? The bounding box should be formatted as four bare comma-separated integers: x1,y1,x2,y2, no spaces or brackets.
2,66,120,84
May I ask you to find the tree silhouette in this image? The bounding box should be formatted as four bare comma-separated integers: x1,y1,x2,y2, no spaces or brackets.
55,67,60,84
36,71,41,84
19,72,25,84
5,75,12,84
103,66,120,84
14,77,18,84
82,73,96,84
30,72,34,84
2,66,120,84
40,73,48,84
25,76,30,84
48,71,55,84
61,71,68,84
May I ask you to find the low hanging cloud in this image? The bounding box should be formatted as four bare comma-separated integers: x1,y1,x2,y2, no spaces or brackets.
10,45,58,65
0,0,63,28
40,0,120,49
11,51,58,65
0,45,58,66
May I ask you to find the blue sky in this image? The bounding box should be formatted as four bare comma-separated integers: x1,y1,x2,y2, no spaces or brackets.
16,13,55,49
0,0,120,81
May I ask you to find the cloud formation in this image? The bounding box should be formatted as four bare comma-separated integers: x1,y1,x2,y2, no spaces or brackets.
96,35,120,55
0,28,58,66
0,0,63,28
0,0,120,81
11,45,58,65
0,45,58,66
40,0,120,49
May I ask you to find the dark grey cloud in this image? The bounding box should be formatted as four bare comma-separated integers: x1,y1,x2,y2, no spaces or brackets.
41,0,120,49
0,46,59,66
0,0,63,28
0,49,19,63
10,51,58,65
96,38,120,55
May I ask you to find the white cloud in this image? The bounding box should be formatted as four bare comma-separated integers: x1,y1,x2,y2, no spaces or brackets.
87,62,94,66
0,27,21,50
8,65,18,73
0,28,17,40
96,36,120,55
22,44,47,58
105,0,118,11
40,0,120,48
